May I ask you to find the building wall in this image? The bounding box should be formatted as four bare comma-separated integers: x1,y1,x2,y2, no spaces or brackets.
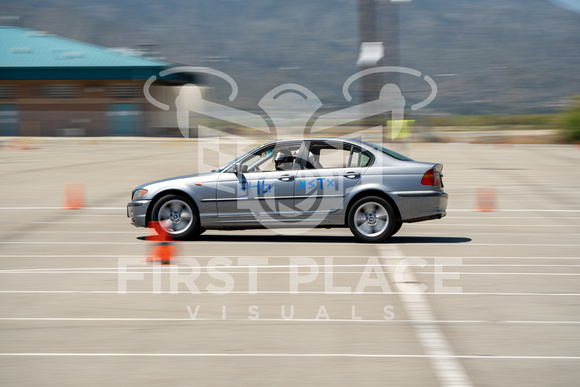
0,77,206,137
0,79,150,136
146,84,207,138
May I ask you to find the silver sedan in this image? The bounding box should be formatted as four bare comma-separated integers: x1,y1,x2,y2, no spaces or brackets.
127,138,447,242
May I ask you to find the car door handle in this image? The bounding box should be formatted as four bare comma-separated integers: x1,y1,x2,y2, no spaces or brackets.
343,171,360,178
278,174,294,181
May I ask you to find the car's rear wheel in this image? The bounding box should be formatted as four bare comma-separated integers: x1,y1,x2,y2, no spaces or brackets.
151,194,201,240
348,196,395,243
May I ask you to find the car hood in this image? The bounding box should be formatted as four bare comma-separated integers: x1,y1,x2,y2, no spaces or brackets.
140,171,216,187
132,172,220,201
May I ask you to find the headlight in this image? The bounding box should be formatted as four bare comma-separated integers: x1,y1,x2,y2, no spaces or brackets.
132,189,148,201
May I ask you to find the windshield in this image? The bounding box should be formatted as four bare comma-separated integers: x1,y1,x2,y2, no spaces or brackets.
360,140,413,161
216,144,265,172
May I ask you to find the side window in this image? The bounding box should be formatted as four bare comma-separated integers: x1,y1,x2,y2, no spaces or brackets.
306,142,352,169
349,146,373,168
240,150,271,172
240,144,301,172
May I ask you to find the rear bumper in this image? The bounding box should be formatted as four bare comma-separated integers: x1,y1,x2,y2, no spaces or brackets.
392,190,448,223
127,200,151,228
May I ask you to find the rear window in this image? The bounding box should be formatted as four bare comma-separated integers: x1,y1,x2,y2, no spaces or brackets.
361,140,413,161
306,142,373,169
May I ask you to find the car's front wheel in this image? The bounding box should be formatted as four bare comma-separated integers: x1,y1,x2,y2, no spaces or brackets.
348,196,395,243
151,194,201,240
390,220,403,237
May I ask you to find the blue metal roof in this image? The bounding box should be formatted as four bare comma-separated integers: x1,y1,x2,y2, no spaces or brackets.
0,26,170,68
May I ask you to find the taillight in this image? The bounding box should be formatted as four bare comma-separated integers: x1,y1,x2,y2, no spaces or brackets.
421,168,441,186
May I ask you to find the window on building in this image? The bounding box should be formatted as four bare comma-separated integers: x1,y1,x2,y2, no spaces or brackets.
110,85,140,98
41,85,78,98
0,86,16,99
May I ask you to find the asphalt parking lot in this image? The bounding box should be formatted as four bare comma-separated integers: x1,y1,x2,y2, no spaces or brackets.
1,138,579,386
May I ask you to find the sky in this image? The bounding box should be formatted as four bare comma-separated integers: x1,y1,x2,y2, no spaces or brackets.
548,0,580,13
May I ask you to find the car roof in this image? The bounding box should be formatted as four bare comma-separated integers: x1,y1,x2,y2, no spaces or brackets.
264,137,366,146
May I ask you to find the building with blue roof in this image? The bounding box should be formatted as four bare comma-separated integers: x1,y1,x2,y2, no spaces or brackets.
0,26,197,136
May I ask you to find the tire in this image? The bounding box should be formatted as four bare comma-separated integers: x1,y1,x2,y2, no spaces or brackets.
348,196,396,243
390,220,403,237
151,194,201,240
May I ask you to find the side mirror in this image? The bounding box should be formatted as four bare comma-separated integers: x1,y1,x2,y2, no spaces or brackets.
233,162,243,174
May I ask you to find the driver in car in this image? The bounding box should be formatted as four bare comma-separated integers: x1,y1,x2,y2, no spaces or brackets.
274,149,294,171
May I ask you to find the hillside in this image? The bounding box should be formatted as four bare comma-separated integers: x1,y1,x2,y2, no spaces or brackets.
2,0,579,115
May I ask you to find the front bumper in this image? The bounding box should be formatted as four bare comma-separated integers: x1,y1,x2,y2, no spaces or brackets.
127,200,151,228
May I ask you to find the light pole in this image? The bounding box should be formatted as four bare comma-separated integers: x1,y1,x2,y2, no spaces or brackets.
357,0,411,103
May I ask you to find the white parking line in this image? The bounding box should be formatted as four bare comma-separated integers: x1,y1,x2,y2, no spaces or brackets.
0,231,143,234
3,264,580,270
0,255,578,260
422,224,580,227
0,242,145,245
417,232,580,236
1,272,579,276
1,241,580,247
42,215,122,217
0,353,576,360
30,222,122,224
0,290,579,295
1,269,579,276
0,318,579,324
448,209,580,213
0,255,578,259
381,246,474,387
0,207,124,210
418,243,580,247
0,255,143,258
445,216,580,219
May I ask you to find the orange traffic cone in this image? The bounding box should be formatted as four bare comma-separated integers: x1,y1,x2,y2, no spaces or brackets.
148,242,176,265
7,138,37,150
475,186,496,212
146,221,176,265
62,183,85,209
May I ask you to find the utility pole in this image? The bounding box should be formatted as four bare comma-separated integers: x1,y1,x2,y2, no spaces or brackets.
379,1,400,86
357,0,406,102
358,0,379,103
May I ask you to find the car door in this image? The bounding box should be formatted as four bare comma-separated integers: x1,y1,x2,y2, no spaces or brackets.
294,140,372,223
216,142,303,224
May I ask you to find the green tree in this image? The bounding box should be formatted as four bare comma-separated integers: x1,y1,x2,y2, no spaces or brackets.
562,96,580,142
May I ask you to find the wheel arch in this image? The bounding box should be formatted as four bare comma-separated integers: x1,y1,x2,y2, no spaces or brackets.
344,189,401,226
146,189,199,227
